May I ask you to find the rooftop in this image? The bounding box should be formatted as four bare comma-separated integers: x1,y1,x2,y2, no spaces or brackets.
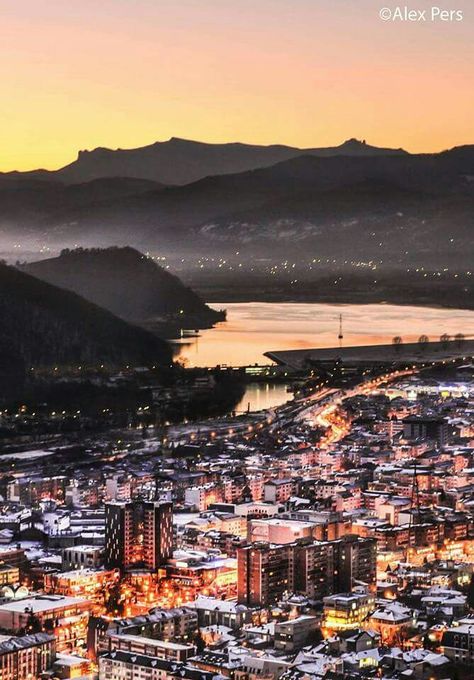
0,594,90,614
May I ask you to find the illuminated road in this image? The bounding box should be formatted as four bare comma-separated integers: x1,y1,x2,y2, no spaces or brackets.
167,367,419,445
297,368,417,447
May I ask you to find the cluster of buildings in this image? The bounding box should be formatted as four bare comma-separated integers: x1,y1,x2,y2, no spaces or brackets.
0,366,474,678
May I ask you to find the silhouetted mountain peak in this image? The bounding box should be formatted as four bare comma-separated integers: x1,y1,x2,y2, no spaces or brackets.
4,136,410,186
336,137,408,155
78,146,102,155
341,137,366,147
167,136,202,145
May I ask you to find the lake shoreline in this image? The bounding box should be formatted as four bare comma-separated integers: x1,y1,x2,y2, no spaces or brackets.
200,291,474,312
192,272,473,312
172,301,474,368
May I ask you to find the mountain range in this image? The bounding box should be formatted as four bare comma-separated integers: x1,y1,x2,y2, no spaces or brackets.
4,136,407,186
1,137,473,268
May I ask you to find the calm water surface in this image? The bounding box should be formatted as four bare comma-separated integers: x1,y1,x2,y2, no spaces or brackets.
234,382,292,413
172,302,474,368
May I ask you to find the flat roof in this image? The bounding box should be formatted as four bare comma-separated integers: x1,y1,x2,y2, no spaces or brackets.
0,595,90,614
53,568,110,578
64,545,102,552
252,518,315,529
109,633,192,651
190,595,247,613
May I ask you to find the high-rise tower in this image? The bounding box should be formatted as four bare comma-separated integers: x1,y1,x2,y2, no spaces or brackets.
105,500,173,572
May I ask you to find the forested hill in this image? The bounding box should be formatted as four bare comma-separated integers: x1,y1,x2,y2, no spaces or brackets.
0,263,172,369
22,247,223,325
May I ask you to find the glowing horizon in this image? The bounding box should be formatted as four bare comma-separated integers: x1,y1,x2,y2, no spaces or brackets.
1,0,472,172
3,133,472,175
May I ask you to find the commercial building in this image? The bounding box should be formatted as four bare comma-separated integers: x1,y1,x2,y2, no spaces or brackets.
323,591,376,631
0,565,20,587
0,594,90,653
248,518,316,544
0,633,56,680
44,567,119,602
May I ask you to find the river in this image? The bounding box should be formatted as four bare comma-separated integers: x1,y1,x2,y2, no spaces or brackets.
234,382,292,414
172,301,474,368
171,301,474,413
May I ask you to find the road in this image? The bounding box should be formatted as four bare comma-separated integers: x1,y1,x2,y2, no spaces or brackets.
167,367,417,445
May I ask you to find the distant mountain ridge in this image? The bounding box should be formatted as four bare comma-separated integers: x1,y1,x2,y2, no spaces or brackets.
3,136,408,186
1,138,473,270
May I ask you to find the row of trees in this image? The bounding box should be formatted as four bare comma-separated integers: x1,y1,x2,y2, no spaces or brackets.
392,333,466,353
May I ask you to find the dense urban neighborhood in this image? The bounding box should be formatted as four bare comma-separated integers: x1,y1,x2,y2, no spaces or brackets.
1,0,473,678
1,357,474,680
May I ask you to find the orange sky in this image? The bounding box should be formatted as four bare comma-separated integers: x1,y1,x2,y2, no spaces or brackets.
1,0,472,171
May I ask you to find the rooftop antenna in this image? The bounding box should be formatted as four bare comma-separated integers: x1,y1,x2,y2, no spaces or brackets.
338,314,344,350
405,459,421,563
410,458,421,523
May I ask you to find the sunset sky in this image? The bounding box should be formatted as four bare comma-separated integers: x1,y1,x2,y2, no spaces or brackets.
1,0,472,171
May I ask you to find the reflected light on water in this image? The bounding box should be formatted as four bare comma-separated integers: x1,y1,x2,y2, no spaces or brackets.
235,382,291,414
172,301,474,368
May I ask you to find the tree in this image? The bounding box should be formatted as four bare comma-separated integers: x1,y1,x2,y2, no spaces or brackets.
392,336,403,353
103,581,125,616
306,627,324,645
23,607,42,634
191,629,207,653
418,335,429,352
440,333,450,350
466,574,474,609
454,333,465,349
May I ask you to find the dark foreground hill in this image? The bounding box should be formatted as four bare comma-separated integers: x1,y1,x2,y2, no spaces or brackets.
0,263,172,369
22,247,223,325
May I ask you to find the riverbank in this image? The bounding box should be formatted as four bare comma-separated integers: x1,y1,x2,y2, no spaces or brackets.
192,271,474,311
142,308,226,339
171,301,474,368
